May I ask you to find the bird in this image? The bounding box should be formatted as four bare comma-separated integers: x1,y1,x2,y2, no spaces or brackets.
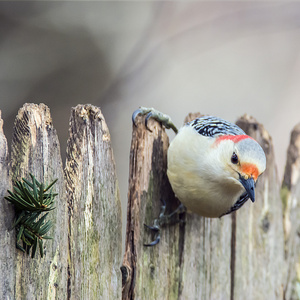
132,107,266,244
167,115,266,218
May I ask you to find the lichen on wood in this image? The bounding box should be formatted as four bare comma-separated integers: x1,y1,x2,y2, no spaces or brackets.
9,103,68,299
122,113,182,300
123,111,289,300
234,115,285,299
0,103,123,299
122,113,232,300
1,102,299,300
65,104,122,300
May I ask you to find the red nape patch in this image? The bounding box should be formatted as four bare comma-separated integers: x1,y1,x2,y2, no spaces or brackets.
215,135,254,145
240,163,259,180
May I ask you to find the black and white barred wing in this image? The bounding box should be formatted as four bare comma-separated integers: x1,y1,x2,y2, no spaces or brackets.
187,116,246,137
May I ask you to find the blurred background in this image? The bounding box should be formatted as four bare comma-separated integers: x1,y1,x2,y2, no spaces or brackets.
1,2,300,245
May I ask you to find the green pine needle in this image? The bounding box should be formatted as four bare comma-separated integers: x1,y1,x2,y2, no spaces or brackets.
4,174,57,258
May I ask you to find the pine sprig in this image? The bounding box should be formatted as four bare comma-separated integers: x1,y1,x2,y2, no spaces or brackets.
5,174,58,258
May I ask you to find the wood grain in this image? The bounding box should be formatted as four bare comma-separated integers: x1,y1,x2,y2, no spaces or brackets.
122,114,182,300
10,103,68,299
234,115,285,299
65,104,122,300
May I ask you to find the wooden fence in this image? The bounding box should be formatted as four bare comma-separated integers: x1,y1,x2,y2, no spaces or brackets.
0,103,299,300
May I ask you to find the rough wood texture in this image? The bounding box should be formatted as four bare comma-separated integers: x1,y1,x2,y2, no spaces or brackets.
2,102,298,299
0,110,15,299
122,113,232,300
9,103,68,299
122,114,182,300
234,115,285,299
281,123,300,299
65,104,122,300
123,112,287,300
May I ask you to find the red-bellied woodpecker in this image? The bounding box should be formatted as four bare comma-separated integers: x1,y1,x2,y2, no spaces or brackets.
132,107,266,245
168,115,266,218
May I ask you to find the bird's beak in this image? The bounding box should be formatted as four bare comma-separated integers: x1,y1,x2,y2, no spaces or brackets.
239,175,255,202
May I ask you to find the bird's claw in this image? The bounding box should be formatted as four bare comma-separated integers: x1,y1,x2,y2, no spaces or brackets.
144,202,162,247
144,200,186,247
132,107,178,134
144,223,159,232
144,236,160,247
144,223,160,247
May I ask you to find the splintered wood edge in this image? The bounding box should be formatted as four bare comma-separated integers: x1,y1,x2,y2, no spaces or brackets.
8,103,70,299
122,115,155,298
65,104,122,299
65,104,107,202
65,103,116,218
10,103,53,181
233,114,283,300
122,114,169,300
0,110,8,167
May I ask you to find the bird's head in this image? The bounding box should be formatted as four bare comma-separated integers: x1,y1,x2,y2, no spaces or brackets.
215,135,266,202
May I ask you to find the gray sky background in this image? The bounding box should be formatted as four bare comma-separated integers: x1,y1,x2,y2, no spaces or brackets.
1,2,300,244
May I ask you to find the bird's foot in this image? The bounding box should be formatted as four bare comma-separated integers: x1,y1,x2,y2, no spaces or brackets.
132,107,178,134
144,200,186,247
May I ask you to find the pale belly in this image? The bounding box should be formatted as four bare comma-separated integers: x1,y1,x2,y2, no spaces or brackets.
167,169,244,218
166,125,246,218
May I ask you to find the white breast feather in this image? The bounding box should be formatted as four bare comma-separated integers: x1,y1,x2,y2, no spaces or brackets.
167,126,244,217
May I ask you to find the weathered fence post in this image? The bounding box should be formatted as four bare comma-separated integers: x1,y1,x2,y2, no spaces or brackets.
65,104,122,299
9,103,69,299
0,103,122,299
122,113,233,300
122,114,182,299
281,123,300,299
2,102,299,299
122,112,293,300
234,115,285,299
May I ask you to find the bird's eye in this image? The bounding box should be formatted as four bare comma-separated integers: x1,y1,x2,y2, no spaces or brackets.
231,152,239,164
